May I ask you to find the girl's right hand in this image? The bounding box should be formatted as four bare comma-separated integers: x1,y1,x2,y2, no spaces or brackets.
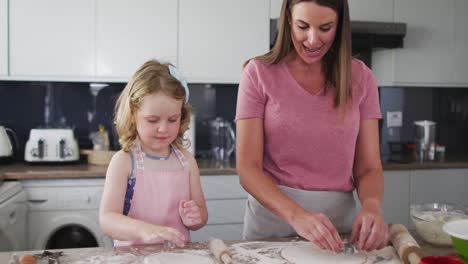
140,224,185,247
289,208,343,252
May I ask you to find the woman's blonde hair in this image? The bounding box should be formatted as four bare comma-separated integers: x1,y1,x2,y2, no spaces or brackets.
114,59,192,152
246,0,352,110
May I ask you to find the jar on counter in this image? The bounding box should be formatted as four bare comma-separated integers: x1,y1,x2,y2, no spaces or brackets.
435,145,446,162
428,143,436,161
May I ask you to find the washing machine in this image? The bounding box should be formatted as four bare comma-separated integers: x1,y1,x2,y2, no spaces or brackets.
21,178,112,250
0,181,27,251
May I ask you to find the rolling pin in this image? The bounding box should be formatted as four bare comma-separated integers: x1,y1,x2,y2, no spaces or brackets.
389,224,422,264
209,239,233,264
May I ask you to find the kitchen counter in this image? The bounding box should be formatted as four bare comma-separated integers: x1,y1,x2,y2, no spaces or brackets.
0,233,459,264
0,159,237,179
1,155,468,179
0,162,109,179
382,154,468,171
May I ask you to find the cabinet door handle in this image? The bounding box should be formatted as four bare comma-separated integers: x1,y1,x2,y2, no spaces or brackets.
28,199,48,203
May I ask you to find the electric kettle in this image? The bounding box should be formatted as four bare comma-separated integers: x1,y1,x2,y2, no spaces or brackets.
208,117,235,161
0,126,18,158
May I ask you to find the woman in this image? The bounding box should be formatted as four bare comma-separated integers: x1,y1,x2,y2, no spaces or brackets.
235,0,388,252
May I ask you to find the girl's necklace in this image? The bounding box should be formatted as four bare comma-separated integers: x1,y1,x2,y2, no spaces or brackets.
142,147,172,161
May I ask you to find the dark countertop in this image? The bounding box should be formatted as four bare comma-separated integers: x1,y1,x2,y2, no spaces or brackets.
381,154,468,171
0,159,237,179
0,233,459,264
1,155,468,179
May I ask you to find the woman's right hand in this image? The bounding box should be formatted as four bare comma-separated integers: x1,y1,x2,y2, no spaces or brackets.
289,208,343,252
139,223,185,247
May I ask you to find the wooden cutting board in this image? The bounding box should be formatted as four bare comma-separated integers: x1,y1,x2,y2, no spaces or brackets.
80,149,116,165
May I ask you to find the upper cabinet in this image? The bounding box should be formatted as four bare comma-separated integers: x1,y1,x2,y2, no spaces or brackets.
454,0,468,85
348,0,394,22
179,0,270,84
9,0,95,79
374,0,468,87
0,0,7,76
270,0,282,19
4,0,269,83
272,0,394,21
96,0,178,79
392,0,455,86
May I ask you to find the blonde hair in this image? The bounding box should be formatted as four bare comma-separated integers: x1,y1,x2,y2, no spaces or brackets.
114,59,192,152
246,0,352,111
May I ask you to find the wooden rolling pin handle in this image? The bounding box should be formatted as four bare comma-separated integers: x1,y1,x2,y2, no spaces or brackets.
389,224,422,264
209,239,233,264
220,251,233,264
408,252,421,264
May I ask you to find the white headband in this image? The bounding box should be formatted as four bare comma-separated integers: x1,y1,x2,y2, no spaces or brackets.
168,65,189,103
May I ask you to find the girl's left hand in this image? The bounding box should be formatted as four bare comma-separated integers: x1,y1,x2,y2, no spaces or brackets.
179,200,202,227
350,200,389,251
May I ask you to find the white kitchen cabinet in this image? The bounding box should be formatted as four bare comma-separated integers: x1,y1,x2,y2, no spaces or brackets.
410,169,468,207
348,0,394,22
392,0,455,86
179,0,270,84
191,175,247,242
0,0,7,76
382,170,411,227
454,0,468,85
374,0,457,87
191,224,244,242
270,0,282,19
206,199,246,225
272,0,394,22
200,175,247,200
96,0,178,80
9,0,95,78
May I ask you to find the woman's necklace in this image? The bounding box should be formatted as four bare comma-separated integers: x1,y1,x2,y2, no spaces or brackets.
142,147,172,161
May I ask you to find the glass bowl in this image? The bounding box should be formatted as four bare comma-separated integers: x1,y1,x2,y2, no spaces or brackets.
410,203,468,245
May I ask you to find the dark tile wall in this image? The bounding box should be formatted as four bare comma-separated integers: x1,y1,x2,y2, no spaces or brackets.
189,84,238,159
433,89,468,153
379,87,468,158
0,81,125,160
2,80,467,162
0,81,238,161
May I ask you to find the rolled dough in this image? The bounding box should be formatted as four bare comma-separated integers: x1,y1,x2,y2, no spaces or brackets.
280,242,401,264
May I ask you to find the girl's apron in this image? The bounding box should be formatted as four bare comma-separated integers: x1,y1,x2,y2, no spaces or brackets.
114,143,190,246
243,185,358,240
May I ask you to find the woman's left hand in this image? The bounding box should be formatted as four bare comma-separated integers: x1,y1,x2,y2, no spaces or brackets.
179,200,202,227
350,199,389,251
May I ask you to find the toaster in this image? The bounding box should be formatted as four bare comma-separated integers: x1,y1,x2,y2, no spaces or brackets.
25,128,79,162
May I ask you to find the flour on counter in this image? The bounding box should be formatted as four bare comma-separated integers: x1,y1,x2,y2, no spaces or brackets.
281,242,367,263
230,241,287,264
56,241,401,264
65,252,140,264
230,241,402,264
281,242,401,264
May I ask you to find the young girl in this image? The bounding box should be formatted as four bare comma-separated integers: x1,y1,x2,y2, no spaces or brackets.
99,59,208,247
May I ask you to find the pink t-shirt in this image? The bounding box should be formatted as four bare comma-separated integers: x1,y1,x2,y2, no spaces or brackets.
235,58,382,191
